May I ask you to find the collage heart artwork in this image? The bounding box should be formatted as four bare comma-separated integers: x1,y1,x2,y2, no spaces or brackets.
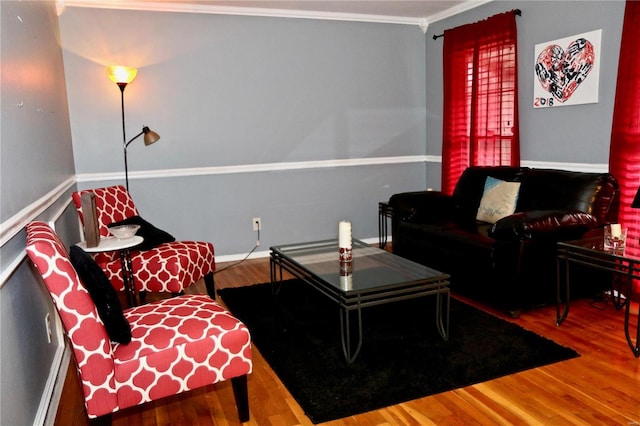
535,37,595,103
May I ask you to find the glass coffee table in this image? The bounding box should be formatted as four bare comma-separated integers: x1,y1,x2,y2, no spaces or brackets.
270,239,450,363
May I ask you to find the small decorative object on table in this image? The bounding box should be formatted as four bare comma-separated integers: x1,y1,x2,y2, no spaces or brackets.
80,192,100,248
338,220,353,275
109,224,141,240
604,223,627,253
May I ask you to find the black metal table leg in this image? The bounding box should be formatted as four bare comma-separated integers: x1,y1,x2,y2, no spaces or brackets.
340,302,363,364
435,289,450,340
556,252,570,325
119,248,137,307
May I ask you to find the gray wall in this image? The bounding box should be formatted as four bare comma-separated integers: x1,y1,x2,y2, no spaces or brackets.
59,8,428,258
1,1,79,425
424,0,625,188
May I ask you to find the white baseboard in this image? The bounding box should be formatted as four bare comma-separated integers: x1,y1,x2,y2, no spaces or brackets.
35,344,71,426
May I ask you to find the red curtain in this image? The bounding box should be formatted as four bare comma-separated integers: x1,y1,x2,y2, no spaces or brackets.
441,11,520,195
609,1,640,295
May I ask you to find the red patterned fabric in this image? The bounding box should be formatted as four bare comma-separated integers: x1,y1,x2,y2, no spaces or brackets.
441,10,520,195
609,1,640,298
26,222,252,419
72,186,214,294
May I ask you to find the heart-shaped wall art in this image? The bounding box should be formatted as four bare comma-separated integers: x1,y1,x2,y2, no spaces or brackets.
535,38,595,103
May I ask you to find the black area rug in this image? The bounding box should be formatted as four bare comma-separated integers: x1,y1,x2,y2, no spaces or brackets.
218,280,579,424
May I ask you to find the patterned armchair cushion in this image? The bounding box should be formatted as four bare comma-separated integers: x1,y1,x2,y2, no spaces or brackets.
72,185,139,238
107,215,175,251
113,295,253,409
95,240,214,294
70,245,131,343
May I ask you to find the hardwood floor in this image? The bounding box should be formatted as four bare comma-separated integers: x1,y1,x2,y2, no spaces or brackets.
55,256,640,425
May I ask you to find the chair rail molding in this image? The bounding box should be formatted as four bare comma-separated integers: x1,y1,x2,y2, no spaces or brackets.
0,177,76,248
75,157,608,185
75,156,432,183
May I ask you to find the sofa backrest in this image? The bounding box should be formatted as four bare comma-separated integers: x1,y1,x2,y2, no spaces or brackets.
516,168,619,224
452,166,528,222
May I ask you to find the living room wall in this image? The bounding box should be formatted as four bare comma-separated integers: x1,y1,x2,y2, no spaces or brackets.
1,1,80,425
59,1,627,261
423,0,625,187
59,7,428,259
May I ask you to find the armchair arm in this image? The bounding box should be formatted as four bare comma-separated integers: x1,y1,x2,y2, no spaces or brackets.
490,210,599,241
389,190,454,223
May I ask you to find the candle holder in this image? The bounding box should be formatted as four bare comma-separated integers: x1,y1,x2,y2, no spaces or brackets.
604,223,627,253
340,254,352,274
339,246,352,263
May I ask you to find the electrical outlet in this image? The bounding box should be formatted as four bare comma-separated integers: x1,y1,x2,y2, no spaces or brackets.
45,313,52,344
252,217,262,231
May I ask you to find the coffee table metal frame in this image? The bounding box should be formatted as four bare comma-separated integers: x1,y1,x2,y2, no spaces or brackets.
269,239,450,364
556,237,639,357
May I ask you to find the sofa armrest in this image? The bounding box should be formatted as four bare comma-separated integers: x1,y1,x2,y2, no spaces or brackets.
489,210,599,241
389,190,454,223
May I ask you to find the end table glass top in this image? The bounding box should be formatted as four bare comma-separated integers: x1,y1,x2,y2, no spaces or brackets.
559,232,640,261
270,239,448,292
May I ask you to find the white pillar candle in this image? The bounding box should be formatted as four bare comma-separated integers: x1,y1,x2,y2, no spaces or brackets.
338,220,352,248
611,223,621,238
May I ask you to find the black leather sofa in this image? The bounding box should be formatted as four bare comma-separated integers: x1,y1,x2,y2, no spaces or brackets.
389,166,619,315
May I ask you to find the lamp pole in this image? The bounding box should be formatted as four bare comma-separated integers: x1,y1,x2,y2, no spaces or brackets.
107,66,158,192
117,82,131,191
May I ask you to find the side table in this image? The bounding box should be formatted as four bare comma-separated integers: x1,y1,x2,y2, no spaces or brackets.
556,237,639,358
77,236,143,307
378,202,393,249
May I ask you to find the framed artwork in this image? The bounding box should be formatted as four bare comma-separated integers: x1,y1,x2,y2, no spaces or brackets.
533,29,602,108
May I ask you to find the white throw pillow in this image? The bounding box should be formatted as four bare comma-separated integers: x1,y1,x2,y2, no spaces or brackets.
476,176,521,224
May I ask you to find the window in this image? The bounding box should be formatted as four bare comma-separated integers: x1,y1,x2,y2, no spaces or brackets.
441,11,520,195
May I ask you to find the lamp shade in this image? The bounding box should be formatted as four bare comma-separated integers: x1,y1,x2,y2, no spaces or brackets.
143,128,160,146
106,66,138,85
632,187,640,208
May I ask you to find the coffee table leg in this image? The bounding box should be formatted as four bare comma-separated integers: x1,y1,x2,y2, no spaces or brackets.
340,304,363,364
435,289,450,341
269,253,284,295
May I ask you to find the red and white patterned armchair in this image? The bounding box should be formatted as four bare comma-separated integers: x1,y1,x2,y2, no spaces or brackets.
26,221,252,423
72,185,215,301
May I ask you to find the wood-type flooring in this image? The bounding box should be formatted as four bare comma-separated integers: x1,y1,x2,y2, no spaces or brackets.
55,253,640,425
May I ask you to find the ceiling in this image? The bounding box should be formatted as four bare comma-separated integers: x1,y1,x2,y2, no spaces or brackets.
64,0,493,28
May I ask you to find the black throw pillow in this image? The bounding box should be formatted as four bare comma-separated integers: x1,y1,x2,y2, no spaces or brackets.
69,246,132,344
108,216,175,251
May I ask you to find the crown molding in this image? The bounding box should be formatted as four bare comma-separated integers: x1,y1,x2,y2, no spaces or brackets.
61,0,492,30
63,1,419,26
425,0,494,24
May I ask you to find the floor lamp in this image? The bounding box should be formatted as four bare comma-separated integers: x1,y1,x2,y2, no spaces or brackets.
106,65,160,191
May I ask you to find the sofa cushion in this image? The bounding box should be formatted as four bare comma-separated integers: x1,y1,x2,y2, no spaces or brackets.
490,210,598,240
516,169,616,221
476,177,521,224
452,166,527,223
